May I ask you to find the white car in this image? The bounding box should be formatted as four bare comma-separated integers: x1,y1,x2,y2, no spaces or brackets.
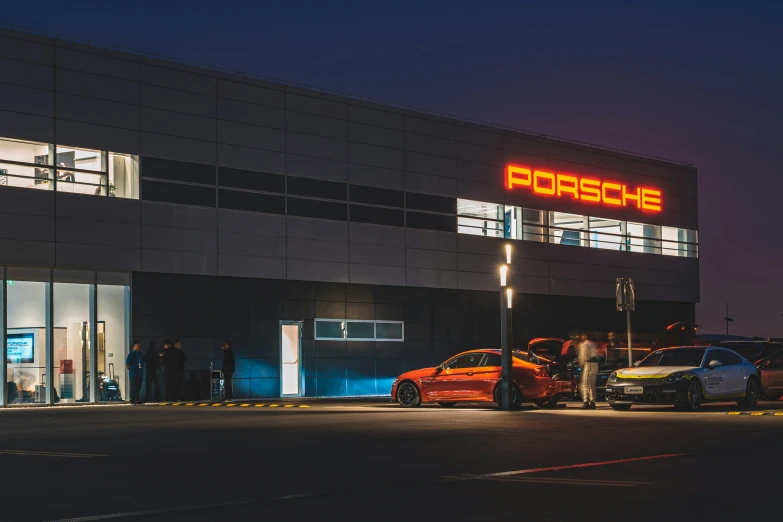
605,346,761,411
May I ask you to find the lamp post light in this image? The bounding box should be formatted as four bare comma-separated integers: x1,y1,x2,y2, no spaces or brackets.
499,244,514,411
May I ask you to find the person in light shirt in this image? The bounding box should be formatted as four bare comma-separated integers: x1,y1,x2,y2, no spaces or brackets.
577,333,599,409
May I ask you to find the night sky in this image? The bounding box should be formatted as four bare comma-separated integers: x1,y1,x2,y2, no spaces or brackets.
4,2,782,337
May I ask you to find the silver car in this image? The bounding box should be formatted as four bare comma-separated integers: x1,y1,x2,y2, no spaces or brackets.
605,346,761,411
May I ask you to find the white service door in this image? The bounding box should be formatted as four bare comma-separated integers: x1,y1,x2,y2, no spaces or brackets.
280,323,302,396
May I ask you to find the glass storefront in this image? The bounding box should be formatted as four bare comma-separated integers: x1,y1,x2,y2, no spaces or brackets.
2,269,130,407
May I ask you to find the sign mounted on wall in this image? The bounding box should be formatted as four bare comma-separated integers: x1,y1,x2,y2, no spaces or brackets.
506,165,662,212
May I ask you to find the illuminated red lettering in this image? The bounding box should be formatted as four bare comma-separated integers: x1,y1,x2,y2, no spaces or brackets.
641,188,662,211
507,165,531,189
556,174,579,200
533,171,556,195
579,178,601,202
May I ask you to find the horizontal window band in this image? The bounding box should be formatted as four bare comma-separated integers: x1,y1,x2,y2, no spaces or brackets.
349,204,404,227
288,197,347,221
287,176,347,201
141,179,216,208
141,156,216,185
349,184,404,208
218,188,285,215
406,191,457,214
218,167,285,194
406,210,457,233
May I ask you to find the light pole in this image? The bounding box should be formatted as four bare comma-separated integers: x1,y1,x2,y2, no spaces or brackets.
499,244,513,411
723,303,734,336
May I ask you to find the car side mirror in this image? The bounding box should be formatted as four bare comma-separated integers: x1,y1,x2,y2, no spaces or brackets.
708,360,722,370
633,361,641,367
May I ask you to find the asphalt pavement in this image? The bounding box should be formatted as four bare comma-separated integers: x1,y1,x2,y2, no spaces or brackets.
1,399,782,522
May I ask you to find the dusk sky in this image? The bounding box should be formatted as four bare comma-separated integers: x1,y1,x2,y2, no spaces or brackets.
5,1,781,337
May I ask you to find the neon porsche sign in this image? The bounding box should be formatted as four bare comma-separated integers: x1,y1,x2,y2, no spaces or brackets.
506,165,662,212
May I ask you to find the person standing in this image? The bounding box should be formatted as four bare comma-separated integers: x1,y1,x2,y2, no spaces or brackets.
221,341,235,401
126,341,144,405
577,332,599,409
144,342,160,402
172,340,188,402
160,341,175,401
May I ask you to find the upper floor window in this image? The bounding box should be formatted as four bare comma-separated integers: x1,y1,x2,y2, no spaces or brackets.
456,198,699,258
0,138,139,199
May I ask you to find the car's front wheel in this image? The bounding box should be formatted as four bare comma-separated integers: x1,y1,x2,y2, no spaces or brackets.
397,381,421,408
494,383,522,409
609,403,632,411
737,376,761,408
676,379,702,411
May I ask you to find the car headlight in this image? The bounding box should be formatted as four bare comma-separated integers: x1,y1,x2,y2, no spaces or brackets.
662,372,685,383
607,371,617,383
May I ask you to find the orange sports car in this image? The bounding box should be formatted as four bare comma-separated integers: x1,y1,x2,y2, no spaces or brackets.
391,349,577,408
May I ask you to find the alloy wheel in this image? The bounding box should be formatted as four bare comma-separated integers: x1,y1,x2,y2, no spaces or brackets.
687,380,702,411
747,378,761,406
397,382,420,407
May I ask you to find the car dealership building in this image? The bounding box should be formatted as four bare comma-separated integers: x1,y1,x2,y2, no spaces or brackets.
0,27,699,405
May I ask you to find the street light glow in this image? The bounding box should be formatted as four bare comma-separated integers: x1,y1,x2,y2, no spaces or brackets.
505,244,512,264
499,265,508,287
506,288,513,308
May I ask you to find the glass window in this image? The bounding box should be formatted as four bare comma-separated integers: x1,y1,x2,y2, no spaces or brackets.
143,180,216,207
219,189,285,215
55,146,105,172
346,322,374,340
350,205,405,227
406,211,456,232
97,284,130,402
444,353,483,369
549,212,587,247
457,199,504,237
376,322,403,341
350,184,404,208
662,227,698,258
56,169,107,196
589,217,624,251
315,320,344,340
627,222,662,254
0,162,53,190
407,192,456,214
288,176,347,201
109,153,140,199
219,167,285,194
1,137,53,164
6,280,50,405
288,197,348,221
52,283,92,404
521,208,547,242
481,353,502,367
142,157,215,185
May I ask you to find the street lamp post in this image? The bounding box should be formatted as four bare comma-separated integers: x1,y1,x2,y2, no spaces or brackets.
500,244,513,411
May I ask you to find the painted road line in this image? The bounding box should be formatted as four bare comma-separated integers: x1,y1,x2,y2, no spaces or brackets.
284,404,295,408
240,404,251,407
254,404,265,407
0,449,107,458
750,412,766,416
212,403,222,407
159,402,169,406
198,403,209,407
444,453,687,483
299,405,310,408
725,411,783,416
775,413,783,416
727,411,742,415
269,404,280,408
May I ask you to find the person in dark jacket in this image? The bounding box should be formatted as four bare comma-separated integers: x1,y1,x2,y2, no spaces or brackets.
161,340,176,401
144,343,160,402
221,341,235,401
172,340,188,402
126,341,144,405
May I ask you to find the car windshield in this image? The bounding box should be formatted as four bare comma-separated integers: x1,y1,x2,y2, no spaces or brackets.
638,348,706,368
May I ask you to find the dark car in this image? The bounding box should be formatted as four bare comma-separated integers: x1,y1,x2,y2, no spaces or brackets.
710,341,783,400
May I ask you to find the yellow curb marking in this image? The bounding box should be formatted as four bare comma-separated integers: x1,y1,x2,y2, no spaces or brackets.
212,403,222,407
284,404,295,408
240,404,251,407
774,413,783,416
159,402,169,406
727,412,741,415
198,403,209,407
185,403,194,406
226,404,236,407
269,404,280,408
299,405,310,408
750,412,766,416
254,404,265,407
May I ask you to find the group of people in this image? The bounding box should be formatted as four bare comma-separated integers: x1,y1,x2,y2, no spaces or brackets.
125,340,235,405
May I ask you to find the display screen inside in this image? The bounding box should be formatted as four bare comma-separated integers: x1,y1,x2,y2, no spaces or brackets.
7,333,34,364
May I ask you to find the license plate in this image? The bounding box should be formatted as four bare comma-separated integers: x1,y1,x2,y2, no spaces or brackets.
625,386,643,394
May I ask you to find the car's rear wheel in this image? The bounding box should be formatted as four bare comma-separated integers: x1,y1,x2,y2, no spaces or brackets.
676,379,702,411
494,383,522,409
609,403,632,411
763,393,783,401
438,402,457,408
737,376,761,408
397,381,421,408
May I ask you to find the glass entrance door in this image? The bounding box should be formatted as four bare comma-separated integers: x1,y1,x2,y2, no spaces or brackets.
279,321,303,397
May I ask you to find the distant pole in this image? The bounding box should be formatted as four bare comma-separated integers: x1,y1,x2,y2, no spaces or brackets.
723,303,734,336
